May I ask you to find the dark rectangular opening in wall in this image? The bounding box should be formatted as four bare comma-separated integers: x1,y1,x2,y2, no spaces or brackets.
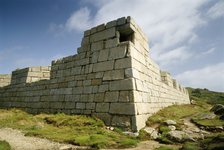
119,32,134,43
117,25,134,43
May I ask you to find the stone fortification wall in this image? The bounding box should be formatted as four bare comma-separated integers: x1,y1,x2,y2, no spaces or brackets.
0,17,190,131
0,74,11,87
11,66,51,85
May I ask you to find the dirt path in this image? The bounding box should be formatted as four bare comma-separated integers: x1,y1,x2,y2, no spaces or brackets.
0,128,88,150
105,141,181,150
0,127,182,150
182,117,210,139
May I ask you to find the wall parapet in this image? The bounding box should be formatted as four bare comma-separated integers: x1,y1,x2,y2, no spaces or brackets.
0,74,11,87
0,16,190,131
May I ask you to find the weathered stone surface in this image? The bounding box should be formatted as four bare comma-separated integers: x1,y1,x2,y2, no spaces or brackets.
165,120,177,125
119,91,131,102
109,78,135,91
111,115,131,127
90,27,116,42
103,70,124,81
167,130,195,143
98,84,109,92
93,61,114,72
76,103,85,109
109,103,135,115
105,38,119,48
94,93,104,102
96,103,109,112
105,91,119,102
143,127,159,139
91,41,104,52
109,45,127,60
115,58,132,69
98,49,109,62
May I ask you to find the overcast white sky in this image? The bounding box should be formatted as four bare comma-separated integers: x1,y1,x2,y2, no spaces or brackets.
0,0,224,91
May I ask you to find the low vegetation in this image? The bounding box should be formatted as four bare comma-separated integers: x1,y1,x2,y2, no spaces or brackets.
0,109,138,149
187,87,224,105
0,140,11,150
145,87,224,149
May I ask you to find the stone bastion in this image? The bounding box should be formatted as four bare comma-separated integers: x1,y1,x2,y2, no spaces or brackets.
0,17,190,131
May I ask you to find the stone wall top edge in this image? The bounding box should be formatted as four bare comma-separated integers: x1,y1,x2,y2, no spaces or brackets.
83,16,148,42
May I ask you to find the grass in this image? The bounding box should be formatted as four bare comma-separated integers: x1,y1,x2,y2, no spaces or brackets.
187,87,224,105
192,116,224,127
146,103,208,126
155,146,178,150
0,140,11,150
0,109,138,149
182,133,224,150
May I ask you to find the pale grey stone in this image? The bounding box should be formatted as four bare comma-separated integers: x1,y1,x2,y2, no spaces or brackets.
91,52,99,63
115,58,132,69
108,45,127,60
93,61,114,72
98,49,109,62
94,93,105,102
109,103,135,115
86,102,95,110
90,27,116,42
109,78,135,91
96,24,105,31
105,38,119,48
93,113,111,125
103,70,124,81
105,91,119,102
84,29,91,37
83,86,92,94
119,91,130,102
76,103,85,109
96,103,109,112
167,130,195,142
106,20,117,28
112,116,131,127
72,87,83,94
117,17,126,25
168,125,176,131
98,84,108,92
143,127,159,139
165,120,177,125
91,41,104,52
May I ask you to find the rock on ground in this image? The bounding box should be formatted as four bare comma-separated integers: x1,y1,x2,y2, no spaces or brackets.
211,104,224,115
143,127,159,139
164,120,177,125
167,130,195,143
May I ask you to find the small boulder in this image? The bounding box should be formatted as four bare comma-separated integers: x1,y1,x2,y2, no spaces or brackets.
168,125,176,131
220,114,224,120
190,100,197,105
123,131,139,137
59,145,72,150
143,127,159,139
165,120,177,125
211,104,224,115
167,130,195,143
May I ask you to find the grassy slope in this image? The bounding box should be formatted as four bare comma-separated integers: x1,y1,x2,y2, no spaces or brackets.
0,140,11,150
0,109,137,149
145,87,224,150
187,87,224,105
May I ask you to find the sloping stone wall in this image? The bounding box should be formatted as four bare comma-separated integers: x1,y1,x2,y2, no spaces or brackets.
0,17,190,131
0,74,11,87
